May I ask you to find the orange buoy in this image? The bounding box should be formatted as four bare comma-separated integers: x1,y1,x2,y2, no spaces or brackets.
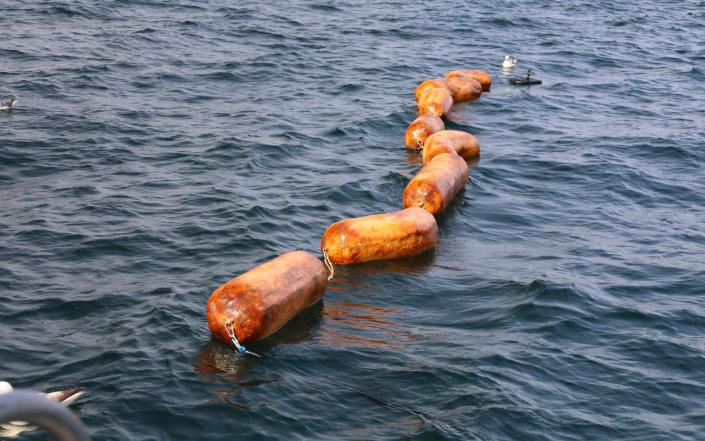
422,130,480,164
403,153,469,216
206,251,328,345
417,87,453,118
404,115,445,150
444,75,482,102
446,69,492,91
414,79,449,102
321,208,438,264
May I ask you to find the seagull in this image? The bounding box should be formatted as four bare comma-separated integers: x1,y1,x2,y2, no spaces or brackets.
502,56,518,69
0,96,16,110
0,381,84,438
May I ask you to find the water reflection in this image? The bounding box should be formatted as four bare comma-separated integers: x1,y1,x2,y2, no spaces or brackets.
317,251,435,349
328,250,436,289
192,340,263,409
405,149,423,166
320,300,422,350
445,108,474,124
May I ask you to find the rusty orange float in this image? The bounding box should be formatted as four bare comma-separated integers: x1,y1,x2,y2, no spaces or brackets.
444,75,482,102
414,78,449,102
417,87,453,118
404,114,445,150
422,130,480,164
403,153,469,216
321,208,438,265
445,69,492,91
206,251,328,346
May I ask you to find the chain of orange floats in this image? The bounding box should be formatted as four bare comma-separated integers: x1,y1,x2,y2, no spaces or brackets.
206,68,493,353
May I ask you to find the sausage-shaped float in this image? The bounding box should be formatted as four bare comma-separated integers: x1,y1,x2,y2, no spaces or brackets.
446,70,492,91
414,79,449,102
404,115,445,150
444,76,482,102
417,87,453,118
422,130,480,164
206,251,328,345
321,208,438,264
403,153,469,216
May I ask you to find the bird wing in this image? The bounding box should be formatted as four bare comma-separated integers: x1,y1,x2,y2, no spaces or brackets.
45,388,83,406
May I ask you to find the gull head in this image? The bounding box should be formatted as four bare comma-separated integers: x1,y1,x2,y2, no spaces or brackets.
0,381,14,394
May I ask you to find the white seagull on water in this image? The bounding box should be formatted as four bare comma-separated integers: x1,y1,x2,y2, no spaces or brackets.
502,56,518,69
0,96,17,110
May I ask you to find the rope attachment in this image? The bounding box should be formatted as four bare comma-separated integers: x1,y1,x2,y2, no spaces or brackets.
224,320,260,358
322,248,335,280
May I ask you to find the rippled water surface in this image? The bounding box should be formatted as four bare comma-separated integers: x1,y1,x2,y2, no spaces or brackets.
2,0,705,439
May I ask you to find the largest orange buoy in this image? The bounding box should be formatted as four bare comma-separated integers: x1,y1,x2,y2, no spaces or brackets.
206,251,328,345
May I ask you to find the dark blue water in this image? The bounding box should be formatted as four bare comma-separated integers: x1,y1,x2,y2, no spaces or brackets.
2,0,705,439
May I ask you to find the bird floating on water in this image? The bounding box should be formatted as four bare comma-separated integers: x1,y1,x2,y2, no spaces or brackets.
509,68,542,86
502,56,518,69
0,96,16,110
0,381,84,438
